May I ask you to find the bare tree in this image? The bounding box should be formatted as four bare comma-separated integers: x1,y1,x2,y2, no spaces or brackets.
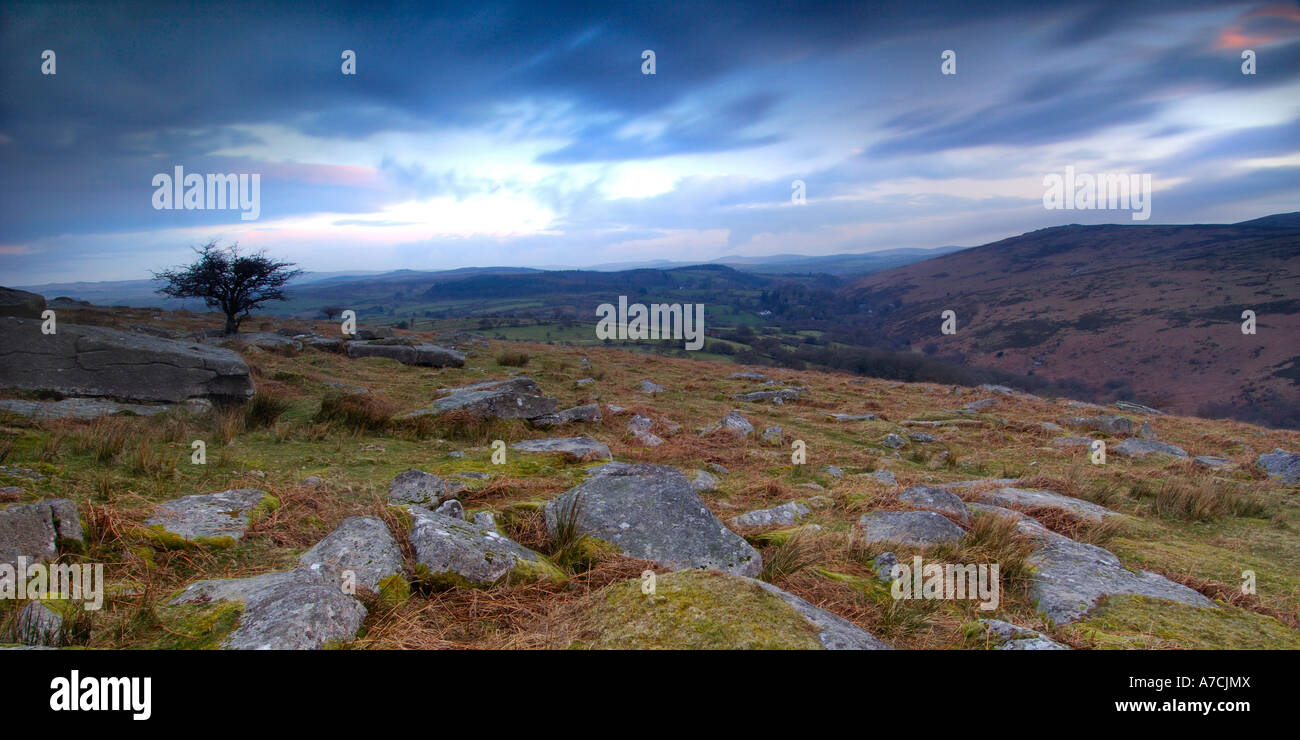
153,241,301,334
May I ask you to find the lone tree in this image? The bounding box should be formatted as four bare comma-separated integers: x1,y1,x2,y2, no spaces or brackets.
153,241,301,334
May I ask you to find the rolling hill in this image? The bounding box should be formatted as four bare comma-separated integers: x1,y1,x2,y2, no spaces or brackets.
843,215,1300,427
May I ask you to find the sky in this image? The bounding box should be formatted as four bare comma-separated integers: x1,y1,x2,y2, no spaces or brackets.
2,0,1299,285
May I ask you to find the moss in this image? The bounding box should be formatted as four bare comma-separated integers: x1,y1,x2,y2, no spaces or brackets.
507,555,567,585
146,601,244,650
130,525,237,551
414,564,479,592
555,535,621,572
565,570,824,650
376,574,411,608
246,494,282,524
1059,594,1300,649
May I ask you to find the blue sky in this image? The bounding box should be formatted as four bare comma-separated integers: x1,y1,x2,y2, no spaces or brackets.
2,0,1298,284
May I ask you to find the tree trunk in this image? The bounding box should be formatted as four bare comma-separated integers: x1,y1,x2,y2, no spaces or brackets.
224,313,239,334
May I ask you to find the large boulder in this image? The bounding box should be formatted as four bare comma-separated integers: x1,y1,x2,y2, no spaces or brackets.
170,568,367,650
0,286,46,318
545,463,761,577
409,377,557,419
973,506,1215,624
1026,528,1214,624
407,507,563,588
345,340,465,368
298,516,403,592
0,316,253,403
1257,449,1300,485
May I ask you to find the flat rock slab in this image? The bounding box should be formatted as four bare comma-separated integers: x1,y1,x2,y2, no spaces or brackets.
143,489,270,543
387,469,456,505
1026,528,1214,624
1257,449,1300,484
897,486,969,521
1112,438,1189,459
752,578,892,650
0,398,183,419
977,487,1121,522
728,501,810,528
0,316,253,403
529,403,602,429
171,568,366,650
0,498,84,573
408,507,560,587
414,377,557,419
857,510,965,547
545,463,761,577
827,413,877,421
345,340,465,367
1193,455,1235,470
298,516,403,592
1062,415,1133,435
510,437,612,462
735,389,801,403
976,619,1068,650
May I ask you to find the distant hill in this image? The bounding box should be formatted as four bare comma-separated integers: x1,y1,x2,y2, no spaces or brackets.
842,214,1300,426
15,247,954,308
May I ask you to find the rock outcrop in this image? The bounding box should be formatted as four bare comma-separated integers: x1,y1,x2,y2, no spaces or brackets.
545,463,761,577
0,316,254,404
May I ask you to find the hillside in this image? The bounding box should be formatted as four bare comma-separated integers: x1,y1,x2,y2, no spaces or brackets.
2,302,1300,650
844,217,1300,428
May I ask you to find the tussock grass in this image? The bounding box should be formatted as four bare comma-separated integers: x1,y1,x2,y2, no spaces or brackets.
495,350,530,367
243,391,291,429
1132,478,1270,521
314,391,398,431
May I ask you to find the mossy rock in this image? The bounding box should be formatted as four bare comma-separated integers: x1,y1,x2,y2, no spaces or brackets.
1058,594,1300,649
129,524,237,551
246,494,282,524
565,570,825,649
145,601,244,650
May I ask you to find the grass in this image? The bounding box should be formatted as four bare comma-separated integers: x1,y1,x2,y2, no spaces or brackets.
2,302,1299,650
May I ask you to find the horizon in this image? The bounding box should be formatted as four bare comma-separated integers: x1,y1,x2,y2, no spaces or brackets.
3,1,1299,284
